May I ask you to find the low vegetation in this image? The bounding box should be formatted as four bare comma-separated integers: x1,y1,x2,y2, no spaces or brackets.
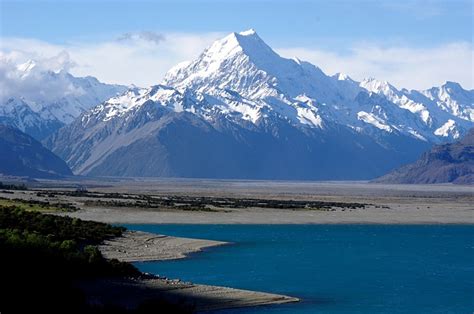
0,206,125,243
0,204,191,313
36,190,370,211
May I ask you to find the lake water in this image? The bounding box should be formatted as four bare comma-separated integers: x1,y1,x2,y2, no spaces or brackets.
125,224,474,313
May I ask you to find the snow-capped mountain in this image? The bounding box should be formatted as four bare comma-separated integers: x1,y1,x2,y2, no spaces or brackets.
162,29,354,129
0,98,63,140
162,29,472,142
0,60,127,139
45,30,473,179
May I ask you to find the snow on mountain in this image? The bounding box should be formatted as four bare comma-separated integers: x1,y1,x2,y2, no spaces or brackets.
83,85,199,124
0,58,127,139
0,97,63,140
357,111,393,132
162,29,354,129
163,29,349,101
17,59,37,74
420,82,474,122
434,119,460,138
358,77,473,140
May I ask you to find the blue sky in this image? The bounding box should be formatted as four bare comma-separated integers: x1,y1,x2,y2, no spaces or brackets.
2,0,472,47
0,0,473,89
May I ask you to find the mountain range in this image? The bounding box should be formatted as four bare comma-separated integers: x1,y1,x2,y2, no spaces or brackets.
3,30,473,180
0,60,127,140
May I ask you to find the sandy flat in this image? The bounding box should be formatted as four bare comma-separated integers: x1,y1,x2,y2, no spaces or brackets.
65,195,474,225
52,183,474,225
99,230,227,262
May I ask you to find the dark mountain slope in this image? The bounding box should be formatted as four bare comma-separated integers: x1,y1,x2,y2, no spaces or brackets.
0,124,72,178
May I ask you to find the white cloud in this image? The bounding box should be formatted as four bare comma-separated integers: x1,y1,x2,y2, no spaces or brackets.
0,32,224,87
116,31,165,44
0,50,85,102
276,42,474,90
1,32,472,91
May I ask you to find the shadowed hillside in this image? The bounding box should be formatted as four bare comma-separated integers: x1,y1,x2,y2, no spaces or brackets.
0,124,72,178
374,128,474,184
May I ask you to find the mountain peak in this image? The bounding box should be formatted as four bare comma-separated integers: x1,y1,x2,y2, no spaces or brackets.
442,81,463,91
204,28,275,62
163,29,350,102
333,72,354,82
360,77,397,96
162,28,285,94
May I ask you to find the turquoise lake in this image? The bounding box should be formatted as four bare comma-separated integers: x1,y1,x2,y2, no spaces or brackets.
125,224,474,313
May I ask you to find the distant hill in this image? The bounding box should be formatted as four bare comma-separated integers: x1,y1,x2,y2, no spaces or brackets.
374,128,474,184
0,124,72,178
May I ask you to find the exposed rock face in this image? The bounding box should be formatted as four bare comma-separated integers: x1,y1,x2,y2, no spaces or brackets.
374,128,474,184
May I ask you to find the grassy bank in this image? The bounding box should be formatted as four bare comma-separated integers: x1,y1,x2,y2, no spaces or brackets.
0,197,78,212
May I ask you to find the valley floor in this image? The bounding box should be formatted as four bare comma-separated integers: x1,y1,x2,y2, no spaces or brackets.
1,178,471,225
